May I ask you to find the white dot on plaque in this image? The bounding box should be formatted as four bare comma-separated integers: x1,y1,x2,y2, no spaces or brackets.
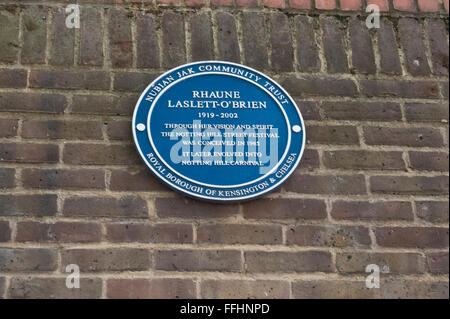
292,125,301,133
136,124,146,131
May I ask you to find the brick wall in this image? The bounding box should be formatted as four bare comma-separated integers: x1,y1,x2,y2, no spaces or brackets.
0,0,448,299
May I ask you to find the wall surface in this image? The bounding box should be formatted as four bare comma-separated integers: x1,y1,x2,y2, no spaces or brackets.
0,0,448,299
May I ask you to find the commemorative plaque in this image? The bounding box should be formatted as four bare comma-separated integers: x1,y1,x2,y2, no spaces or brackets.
132,61,306,201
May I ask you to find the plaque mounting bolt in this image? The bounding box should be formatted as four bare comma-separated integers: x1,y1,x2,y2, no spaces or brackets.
292,125,301,133
136,123,146,131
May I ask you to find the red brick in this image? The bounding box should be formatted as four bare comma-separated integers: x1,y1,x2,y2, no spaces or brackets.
264,0,286,8
0,92,67,114
201,280,290,299
71,94,137,116
376,227,449,248
0,119,18,138
284,174,367,195
0,143,59,163
418,0,440,12
62,249,151,272
323,151,405,170
108,8,132,68
371,176,449,195
63,143,139,165
336,252,425,274
331,201,413,221
107,279,196,299
185,0,207,6
16,222,102,243
22,120,103,140
287,225,371,247
0,248,57,272
155,249,242,272
340,0,361,10
316,0,336,9
63,196,148,218
0,194,57,217
243,198,327,220
236,0,258,6
211,0,233,6
0,68,27,88
245,251,334,273
0,168,15,189
29,70,110,90
409,152,448,171
0,222,11,242
290,0,311,9
9,277,102,299
363,127,444,147
366,0,389,11
157,0,179,4
156,197,239,219
445,0,449,12
393,0,416,11
416,201,449,223
23,168,105,190
198,224,282,245
106,223,193,243
427,252,449,274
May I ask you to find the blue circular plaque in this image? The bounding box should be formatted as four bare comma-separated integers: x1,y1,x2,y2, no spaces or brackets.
132,61,306,201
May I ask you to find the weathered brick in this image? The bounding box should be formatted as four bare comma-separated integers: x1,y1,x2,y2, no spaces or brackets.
190,13,214,61
418,0,440,11
0,194,57,217
360,79,440,99
398,18,431,76
106,121,131,141
71,94,137,116
107,279,196,299
49,7,74,65
367,0,390,11
323,151,405,170
110,169,167,191
336,252,425,274
270,13,293,72
0,222,11,242
316,0,336,9
0,9,19,63
349,18,376,74
155,249,241,272
0,68,27,88
409,152,448,171
108,8,132,67
307,125,359,145
245,251,333,273
216,12,240,63
22,120,103,140
416,201,449,223
375,227,449,248
136,12,159,68
201,280,290,299
16,222,102,243
280,76,358,97
0,143,59,163
106,223,193,243
0,168,15,189
63,196,148,218
295,101,321,120
427,19,449,75
371,176,449,195
0,119,18,138
297,149,320,171
427,252,449,274
294,16,321,72
212,0,234,5
284,174,366,194
393,0,416,11
156,197,239,219
405,102,449,123
320,16,349,73
80,7,103,66
321,101,402,121
62,249,150,272
287,225,371,247
198,224,282,245
340,0,361,10
377,19,402,75
21,7,47,64
363,127,444,147
290,0,311,9
264,0,285,8
0,248,57,272
0,277,4,298
162,11,186,68
243,198,327,220
22,169,105,190
331,200,413,221
114,72,159,92
0,92,67,114
9,277,102,299
63,144,139,165
185,0,207,6
241,13,268,70
29,70,110,90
